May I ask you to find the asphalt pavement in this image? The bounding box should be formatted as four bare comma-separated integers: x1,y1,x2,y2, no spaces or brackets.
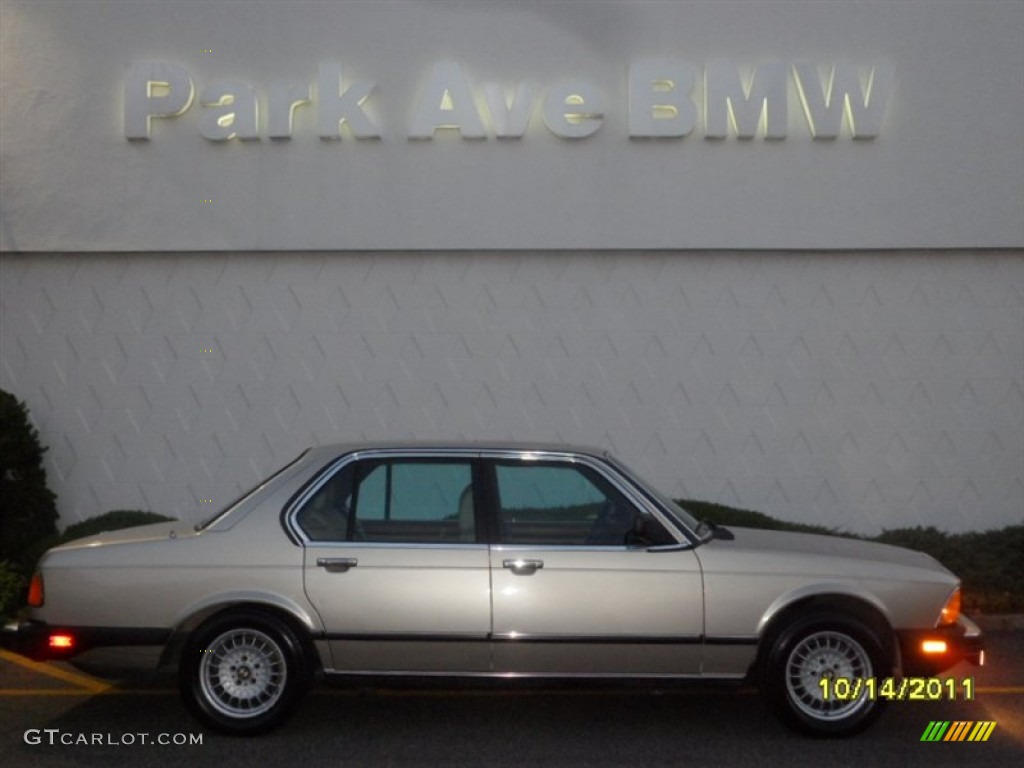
0,627,1021,768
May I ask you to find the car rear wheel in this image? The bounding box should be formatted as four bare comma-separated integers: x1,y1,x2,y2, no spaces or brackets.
179,610,311,735
760,611,890,737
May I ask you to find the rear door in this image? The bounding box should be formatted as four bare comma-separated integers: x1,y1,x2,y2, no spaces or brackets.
297,454,491,673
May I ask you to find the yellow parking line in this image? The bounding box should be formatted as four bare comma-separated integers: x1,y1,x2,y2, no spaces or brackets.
0,689,102,696
0,688,173,696
0,649,111,694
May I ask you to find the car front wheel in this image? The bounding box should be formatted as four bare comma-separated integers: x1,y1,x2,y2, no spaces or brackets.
761,612,890,737
179,609,311,735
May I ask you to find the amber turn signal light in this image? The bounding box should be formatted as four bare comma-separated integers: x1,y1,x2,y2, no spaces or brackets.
921,640,948,654
939,587,960,626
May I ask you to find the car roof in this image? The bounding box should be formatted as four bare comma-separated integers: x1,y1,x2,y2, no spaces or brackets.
301,441,612,462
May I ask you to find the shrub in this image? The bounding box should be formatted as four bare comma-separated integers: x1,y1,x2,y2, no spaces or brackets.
2,510,176,621
685,500,1024,614
28,510,177,562
0,560,25,622
56,510,176,545
876,525,1024,614
0,390,58,576
677,499,838,536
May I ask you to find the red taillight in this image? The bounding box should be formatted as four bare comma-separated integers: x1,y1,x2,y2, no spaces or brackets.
48,633,74,650
27,573,44,607
922,639,948,654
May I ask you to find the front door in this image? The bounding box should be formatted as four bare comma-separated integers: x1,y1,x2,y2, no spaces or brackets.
487,459,704,676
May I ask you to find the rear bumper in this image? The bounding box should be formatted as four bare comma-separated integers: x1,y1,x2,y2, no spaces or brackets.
897,615,985,676
1,619,169,662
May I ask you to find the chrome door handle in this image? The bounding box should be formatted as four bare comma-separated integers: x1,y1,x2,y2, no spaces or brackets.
316,557,358,573
503,558,544,575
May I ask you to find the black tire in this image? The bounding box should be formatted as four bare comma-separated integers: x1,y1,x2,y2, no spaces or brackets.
179,609,311,735
759,611,890,737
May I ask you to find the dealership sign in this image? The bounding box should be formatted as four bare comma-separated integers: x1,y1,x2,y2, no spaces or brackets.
125,59,892,142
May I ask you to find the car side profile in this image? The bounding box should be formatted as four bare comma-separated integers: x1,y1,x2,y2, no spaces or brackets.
2,443,983,737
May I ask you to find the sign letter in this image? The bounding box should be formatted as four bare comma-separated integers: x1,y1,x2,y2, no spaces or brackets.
409,61,487,139
542,81,605,139
705,60,787,139
199,82,259,141
317,63,380,140
793,61,893,139
482,83,537,139
268,82,311,139
124,61,194,140
629,58,698,138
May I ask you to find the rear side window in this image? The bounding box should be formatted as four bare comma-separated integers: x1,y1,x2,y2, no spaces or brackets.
296,459,476,544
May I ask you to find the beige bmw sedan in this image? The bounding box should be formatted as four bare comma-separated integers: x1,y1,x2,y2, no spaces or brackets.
2,443,983,737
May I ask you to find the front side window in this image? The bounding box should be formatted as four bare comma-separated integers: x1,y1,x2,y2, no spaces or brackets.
494,461,672,547
296,458,476,544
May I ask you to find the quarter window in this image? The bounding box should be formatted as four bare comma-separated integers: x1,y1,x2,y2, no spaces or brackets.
294,463,354,542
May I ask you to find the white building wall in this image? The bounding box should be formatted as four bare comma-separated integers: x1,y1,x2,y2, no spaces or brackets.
2,1,1021,534
2,250,1021,534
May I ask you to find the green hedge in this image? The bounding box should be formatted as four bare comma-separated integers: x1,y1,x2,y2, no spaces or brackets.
874,526,1024,614
55,510,176,545
0,390,58,576
677,499,837,535
1,511,176,622
23,509,175,568
0,560,24,623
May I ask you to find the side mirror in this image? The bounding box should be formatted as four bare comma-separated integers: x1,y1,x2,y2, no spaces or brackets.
627,514,679,548
624,515,649,547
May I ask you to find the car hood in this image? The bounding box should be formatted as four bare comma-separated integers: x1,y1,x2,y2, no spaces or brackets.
709,526,950,574
51,521,196,551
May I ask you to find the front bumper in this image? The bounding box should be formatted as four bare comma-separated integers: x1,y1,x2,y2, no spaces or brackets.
897,614,985,676
1,619,169,662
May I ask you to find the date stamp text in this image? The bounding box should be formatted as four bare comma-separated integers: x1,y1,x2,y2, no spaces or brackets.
819,676,975,702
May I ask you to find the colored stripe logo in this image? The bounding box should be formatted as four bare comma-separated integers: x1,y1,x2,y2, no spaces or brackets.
921,721,996,742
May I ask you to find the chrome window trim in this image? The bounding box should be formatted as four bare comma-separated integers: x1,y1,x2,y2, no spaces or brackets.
285,447,693,549
486,451,692,549
285,448,482,545
301,541,489,552
492,544,669,554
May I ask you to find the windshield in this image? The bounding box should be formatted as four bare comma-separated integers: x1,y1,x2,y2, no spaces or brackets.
194,450,309,531
606,455,712,543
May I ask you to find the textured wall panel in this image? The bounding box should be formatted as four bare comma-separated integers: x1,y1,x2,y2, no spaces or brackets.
2,251,1022,534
